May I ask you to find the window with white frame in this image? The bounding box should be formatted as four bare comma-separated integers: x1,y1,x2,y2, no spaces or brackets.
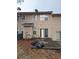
40,15,48,21
40,28,48,38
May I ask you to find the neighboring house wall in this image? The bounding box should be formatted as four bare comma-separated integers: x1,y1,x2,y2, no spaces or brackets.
51,16,61,41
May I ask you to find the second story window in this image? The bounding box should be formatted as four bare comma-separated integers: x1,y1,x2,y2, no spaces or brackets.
17,15,25,21
40,15,48,21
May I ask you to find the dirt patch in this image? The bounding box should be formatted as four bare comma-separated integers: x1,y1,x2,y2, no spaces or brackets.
17,40,61,59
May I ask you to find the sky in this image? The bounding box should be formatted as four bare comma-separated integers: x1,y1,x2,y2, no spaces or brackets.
17,0,61,13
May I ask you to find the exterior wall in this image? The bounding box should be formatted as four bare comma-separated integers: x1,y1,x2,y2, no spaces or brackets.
33,14,61,41
22,15,33,39
17,13,61,41
21,15,33,23
17,19,23,33
33,14,52,38
51,16,61,41
17,15,33,38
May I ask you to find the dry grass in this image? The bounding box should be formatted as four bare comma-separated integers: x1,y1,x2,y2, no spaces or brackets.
17,40,61,59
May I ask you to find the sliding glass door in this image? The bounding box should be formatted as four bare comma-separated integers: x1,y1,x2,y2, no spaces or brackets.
40,28,48,38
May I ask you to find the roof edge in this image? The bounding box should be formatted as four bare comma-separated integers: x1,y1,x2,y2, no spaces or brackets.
52,14,61,17
17,11,53,14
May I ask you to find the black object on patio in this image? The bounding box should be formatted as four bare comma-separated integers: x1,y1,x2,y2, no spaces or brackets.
31,40,44,48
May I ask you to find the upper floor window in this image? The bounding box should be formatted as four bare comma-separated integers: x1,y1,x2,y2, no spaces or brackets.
17,15,25,21
40,15,48,21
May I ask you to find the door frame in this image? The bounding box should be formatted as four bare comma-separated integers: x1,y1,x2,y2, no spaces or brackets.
40,28,48,38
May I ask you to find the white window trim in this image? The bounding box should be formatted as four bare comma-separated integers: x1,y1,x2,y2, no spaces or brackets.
40,15,48,21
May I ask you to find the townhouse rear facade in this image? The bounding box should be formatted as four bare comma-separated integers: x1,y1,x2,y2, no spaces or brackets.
17,10,61,41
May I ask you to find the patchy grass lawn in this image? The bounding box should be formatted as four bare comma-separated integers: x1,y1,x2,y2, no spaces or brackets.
17,40,61,59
